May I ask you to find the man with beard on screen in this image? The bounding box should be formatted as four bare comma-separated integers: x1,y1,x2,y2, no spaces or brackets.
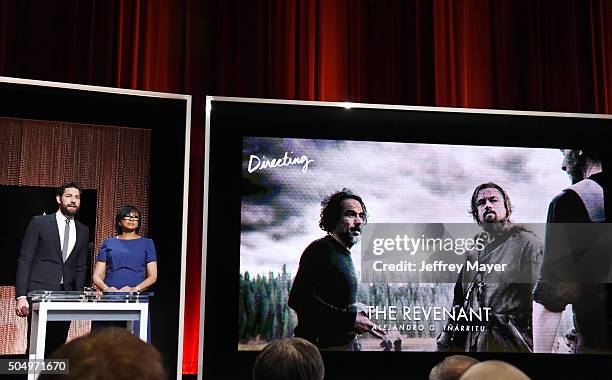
438,182,543,352
533,149,610,353
288,189,383,350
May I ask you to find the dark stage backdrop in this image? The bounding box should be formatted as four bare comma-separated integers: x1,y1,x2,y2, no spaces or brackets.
0,0,610,374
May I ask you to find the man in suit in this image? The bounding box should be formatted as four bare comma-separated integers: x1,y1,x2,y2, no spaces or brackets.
15,181,90,356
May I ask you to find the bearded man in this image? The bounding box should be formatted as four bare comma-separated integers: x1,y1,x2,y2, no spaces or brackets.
15,181,90,356
438,183,542,352
288,189,382,350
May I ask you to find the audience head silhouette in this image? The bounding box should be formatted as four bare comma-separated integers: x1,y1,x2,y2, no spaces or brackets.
39,327,166,380
459,360,531,380
429,355,479,380
253,338,325,380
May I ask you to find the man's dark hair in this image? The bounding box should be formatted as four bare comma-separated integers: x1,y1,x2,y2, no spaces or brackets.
429,355,479,380
252,338,325,380
115,205,142,235
581,149,604,162
40,327,166,380
56,181,82,197
469,182,512,225
319,188,367,232
564,148,609,166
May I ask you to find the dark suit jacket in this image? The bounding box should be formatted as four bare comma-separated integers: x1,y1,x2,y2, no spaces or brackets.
15,213,90,298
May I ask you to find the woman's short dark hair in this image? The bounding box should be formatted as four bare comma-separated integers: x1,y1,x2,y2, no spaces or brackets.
252,338,324,380
319,189,367,232
469,182,512,225
56,181,82,197
115,205,142,235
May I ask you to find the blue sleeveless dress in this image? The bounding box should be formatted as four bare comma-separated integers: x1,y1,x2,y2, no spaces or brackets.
97,237,157,341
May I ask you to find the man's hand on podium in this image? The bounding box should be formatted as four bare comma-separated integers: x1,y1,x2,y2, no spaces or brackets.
15,298,29,317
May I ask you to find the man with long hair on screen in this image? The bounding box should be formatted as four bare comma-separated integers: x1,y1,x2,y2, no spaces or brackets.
533,149,610,353
438,182,543,352
288,189,383,350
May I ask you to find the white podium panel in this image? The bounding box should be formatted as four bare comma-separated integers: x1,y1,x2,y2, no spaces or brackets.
27,291,151,379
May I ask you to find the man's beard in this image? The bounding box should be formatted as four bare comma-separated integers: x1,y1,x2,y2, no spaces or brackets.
481,212,508,235
60,203,79,217
565,154,585,184
338,228,360,248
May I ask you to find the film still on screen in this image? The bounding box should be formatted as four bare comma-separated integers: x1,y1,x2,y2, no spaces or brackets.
239,137,610,355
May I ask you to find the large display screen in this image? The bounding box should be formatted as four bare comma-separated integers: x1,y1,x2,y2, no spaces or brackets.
239,137,574,352
202,98,612,379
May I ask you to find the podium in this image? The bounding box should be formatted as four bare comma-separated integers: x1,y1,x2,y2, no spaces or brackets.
27,290,152,379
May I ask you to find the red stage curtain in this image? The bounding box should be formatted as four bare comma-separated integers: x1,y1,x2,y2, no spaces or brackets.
0,0,610,374
433,0,611,112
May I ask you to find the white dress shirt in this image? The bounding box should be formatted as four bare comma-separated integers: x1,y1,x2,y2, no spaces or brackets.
56,210,76,260
56,210,76,285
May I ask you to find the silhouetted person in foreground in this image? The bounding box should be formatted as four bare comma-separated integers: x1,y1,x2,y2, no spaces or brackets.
429,355,479,380
39,327,166,380
252,338,324,380
459,360,531,380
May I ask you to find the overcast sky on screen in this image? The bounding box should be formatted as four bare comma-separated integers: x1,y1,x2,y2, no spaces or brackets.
240,137,570,276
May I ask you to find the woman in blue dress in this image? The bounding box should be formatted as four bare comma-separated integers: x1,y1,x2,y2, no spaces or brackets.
92,205,157,340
